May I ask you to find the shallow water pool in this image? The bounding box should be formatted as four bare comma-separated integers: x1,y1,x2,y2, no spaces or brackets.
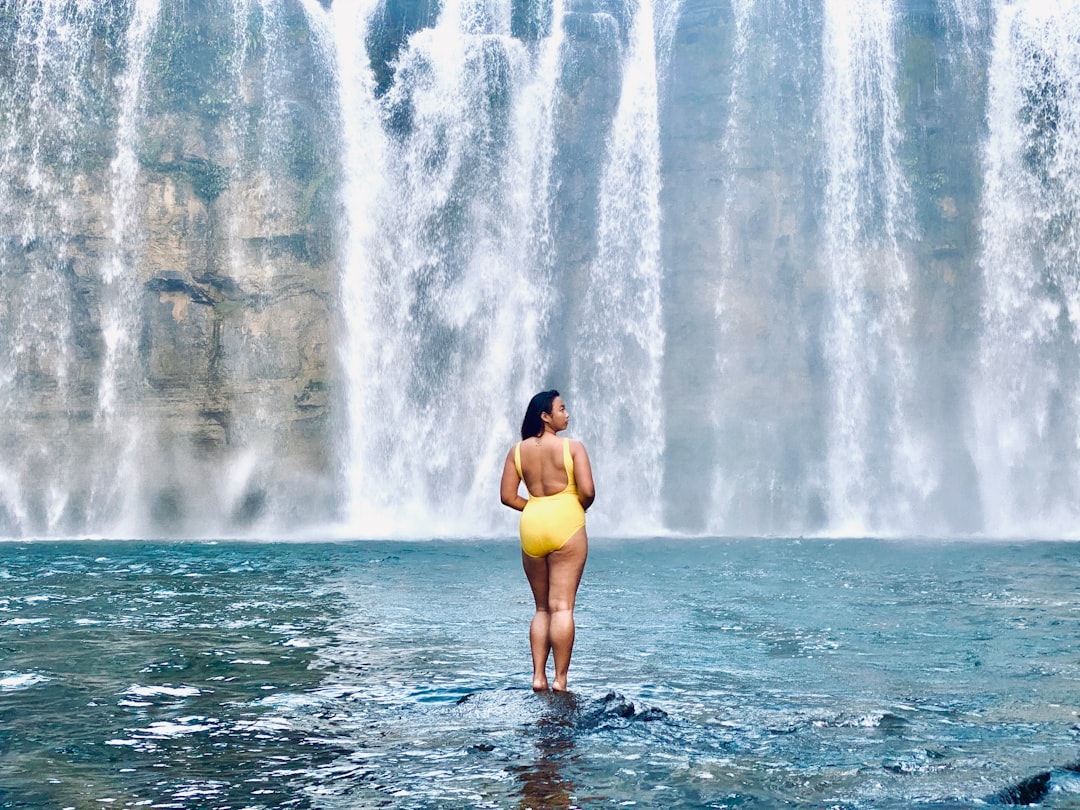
1,537,1078,808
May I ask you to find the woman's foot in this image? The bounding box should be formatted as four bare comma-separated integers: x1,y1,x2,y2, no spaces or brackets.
551,678,567,692
532,676,549,692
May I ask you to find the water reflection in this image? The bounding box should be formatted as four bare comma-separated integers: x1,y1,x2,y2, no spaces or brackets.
515,692,580,810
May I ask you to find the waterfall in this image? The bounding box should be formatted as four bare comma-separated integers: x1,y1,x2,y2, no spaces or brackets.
213,0,333,529
93,0,162,534
307,0,677,537
0,2,118,534
303,0,394,533
0,1,346,537
308,0,568,536
709,0,757,533
571,0,668,533
974,2,1080,536
819,0,931,535
90,0,310,534
706,0,822,535
3,0,1080,540
700,0,932,536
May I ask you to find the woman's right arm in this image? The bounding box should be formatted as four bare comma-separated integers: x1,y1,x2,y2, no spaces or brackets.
572,441,595,510
500,447,528,511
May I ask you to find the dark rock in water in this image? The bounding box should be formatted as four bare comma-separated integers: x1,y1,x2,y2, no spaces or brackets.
766,724,799,735
881,748,947,777
562,692,669,730
636,707,669,722
877,712,909,732
993,761,1080,805
599,691,636,719
993,770,1052,805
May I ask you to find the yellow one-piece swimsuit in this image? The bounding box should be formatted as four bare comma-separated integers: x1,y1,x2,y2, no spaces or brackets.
515,438,586,558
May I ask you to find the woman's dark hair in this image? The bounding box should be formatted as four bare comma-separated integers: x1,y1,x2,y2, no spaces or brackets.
521,389,560,440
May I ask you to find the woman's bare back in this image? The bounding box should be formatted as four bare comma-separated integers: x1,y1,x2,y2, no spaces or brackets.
517,437,572,497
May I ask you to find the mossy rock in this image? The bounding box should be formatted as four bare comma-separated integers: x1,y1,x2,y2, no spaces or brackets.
143,154,231,203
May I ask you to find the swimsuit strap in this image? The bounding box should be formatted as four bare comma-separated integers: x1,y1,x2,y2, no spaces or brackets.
514,442,523,479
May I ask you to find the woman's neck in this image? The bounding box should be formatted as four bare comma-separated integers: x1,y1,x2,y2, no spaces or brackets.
534,427,557,444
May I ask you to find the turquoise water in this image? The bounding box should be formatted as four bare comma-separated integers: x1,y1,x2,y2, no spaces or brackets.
1,538,1078,808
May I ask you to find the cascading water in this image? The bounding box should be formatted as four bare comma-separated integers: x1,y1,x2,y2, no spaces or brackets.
308,0,571,535
704,0,824,535
572,0,669,533
311,0,679,535
93,0,161,534
0,1,343,537
0,2,117,534
303,0,395,532
819,0,932,535
3,0,1080,539
709,0,755,531
974,2,1080,535
213,0,338,527
699,0,937,536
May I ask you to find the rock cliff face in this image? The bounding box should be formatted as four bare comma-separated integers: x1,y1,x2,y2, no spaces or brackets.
0,1,343,535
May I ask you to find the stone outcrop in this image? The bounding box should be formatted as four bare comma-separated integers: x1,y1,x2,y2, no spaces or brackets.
0,1,342,535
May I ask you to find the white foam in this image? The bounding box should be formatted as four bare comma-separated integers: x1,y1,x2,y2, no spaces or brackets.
141,718,215,738
125,684,201,698
283,637,320,648
0,671,48,690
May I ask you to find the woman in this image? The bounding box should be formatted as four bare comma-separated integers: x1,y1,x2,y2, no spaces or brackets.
501,390,595,692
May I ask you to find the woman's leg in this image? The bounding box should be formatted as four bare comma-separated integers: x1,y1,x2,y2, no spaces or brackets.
522,550,551,691
545,528,588,691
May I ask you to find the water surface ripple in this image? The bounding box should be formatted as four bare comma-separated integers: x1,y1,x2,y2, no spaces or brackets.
1,538,1078,808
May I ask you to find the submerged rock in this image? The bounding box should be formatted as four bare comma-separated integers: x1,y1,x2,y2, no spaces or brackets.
537,691,670,731
993,761,1080,805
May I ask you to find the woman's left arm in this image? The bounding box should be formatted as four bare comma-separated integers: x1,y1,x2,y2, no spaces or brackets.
572,441,595,510
500,446,528,511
